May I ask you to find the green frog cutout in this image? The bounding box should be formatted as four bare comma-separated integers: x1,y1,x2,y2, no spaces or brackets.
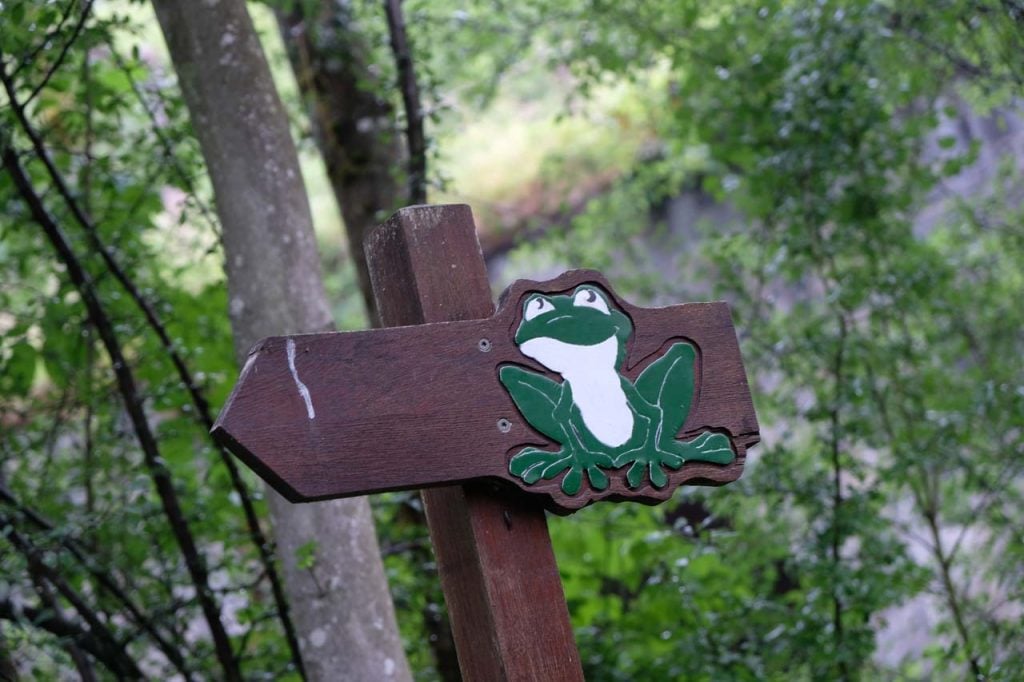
499,285,735,495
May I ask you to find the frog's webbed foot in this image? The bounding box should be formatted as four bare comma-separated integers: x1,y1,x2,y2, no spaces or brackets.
509,448,613,494
510,448,573,485
620,433,734,489
561,463,612,496
624,448,684,489
580,451,614,492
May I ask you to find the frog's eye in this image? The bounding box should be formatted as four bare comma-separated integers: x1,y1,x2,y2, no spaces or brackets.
524,296,555,321
573,287,610,314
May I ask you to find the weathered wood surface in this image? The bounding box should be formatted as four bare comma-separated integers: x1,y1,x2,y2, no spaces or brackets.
212,211,758,514
365,204,583,681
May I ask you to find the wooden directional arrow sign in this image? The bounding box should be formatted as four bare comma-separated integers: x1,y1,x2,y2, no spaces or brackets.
213,269,759,513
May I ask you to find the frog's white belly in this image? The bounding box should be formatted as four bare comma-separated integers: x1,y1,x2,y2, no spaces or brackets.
518,336,634,447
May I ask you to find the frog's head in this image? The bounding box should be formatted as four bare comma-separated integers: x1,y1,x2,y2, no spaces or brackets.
514,285,632,374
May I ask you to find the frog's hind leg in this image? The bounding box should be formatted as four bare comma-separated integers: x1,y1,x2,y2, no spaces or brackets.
634,341,697,440
624,433,734,489
636,342,736,467
668,431,735,465
627,459,675,489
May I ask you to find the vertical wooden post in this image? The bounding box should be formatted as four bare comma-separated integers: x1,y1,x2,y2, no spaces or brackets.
365,205,584,681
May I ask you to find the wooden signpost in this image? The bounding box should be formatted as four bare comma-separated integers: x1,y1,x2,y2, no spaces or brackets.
213,204,759,679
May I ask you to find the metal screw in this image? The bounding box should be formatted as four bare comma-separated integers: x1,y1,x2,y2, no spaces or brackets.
478,338,492,352
497,418,512,433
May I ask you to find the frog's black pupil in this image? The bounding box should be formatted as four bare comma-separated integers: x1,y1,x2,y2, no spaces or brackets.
586,290,596,302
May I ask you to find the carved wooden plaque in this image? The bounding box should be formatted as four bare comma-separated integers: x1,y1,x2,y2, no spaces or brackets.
212,270,759,514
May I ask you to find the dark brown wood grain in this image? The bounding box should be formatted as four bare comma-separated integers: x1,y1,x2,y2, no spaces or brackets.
212,252,759,513
365,204,584,682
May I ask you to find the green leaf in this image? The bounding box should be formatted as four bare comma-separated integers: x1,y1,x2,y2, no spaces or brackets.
295,540,318,570
2,341,36,396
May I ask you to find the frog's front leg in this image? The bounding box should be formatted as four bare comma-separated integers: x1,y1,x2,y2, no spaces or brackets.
501,366,609,494
623,430,735,489
614,397,730,488
609,408,678,489
507,425,609,496
501,365,573,482
626,343,736,487
548,385,617,493
499,365,565,443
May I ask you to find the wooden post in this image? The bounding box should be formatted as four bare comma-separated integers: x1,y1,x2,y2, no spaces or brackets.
365,205,585,681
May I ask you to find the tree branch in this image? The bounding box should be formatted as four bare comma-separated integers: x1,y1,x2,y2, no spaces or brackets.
867,317,985,679
383,0,427,204
918,479,985,680
1,63,299,678
12,0,77,79
22,0,96,108
107,45,222,240
829,312,849,682
25,553,98,682
0,514,142,678
0,595,141,679
1,146,241,681
0,483,194,679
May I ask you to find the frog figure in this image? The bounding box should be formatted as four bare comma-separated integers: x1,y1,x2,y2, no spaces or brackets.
499,285,735,495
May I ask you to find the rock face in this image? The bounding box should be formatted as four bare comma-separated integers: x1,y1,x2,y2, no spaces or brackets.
915,97,1024,237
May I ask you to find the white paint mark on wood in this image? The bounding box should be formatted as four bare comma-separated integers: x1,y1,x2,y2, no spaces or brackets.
286,338,316,420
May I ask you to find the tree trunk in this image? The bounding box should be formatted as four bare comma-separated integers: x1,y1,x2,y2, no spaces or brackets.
150,2,412,680
275,8,463,678
276,3,404,327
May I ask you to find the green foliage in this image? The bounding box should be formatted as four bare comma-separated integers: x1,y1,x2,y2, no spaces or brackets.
1,0,1022,679
494,0,1024,679
295,539,318,570
1,1,293,677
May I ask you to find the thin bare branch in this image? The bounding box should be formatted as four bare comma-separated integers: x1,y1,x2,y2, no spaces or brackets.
12,0,77,79
829,311,849,682
0,483,194,679
1,62,300,676
1,146,241,681
107,45,221,240
22,0,96,108
0,594,138,679
1,514,143,678
383,0,427,204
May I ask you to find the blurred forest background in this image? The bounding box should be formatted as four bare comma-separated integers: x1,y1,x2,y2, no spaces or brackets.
1,0,1023,680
